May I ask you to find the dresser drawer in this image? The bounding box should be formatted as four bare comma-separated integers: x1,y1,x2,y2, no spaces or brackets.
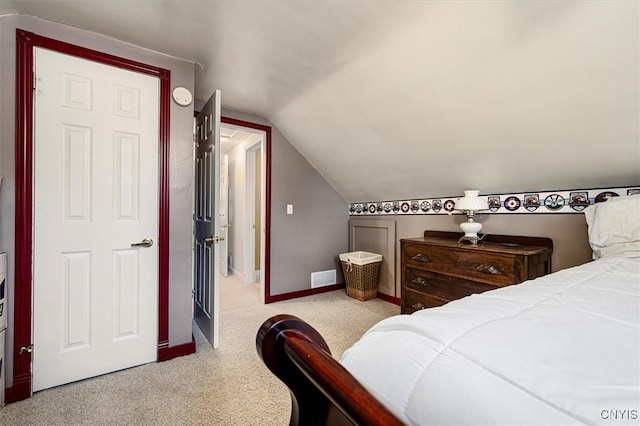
404,242,517,285
403,243,454,270
451,251,517,286
403,288,445,313
405,268,497,301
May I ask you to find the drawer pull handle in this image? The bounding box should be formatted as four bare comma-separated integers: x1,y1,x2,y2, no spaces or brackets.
411,302,426,310
412,277,431,287
475,264,503,275
412,253,431,263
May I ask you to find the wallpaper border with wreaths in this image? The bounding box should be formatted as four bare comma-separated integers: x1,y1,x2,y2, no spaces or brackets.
349,186,640,216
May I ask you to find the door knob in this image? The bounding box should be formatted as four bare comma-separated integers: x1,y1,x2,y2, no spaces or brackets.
131,238,153,248
203,236,224,244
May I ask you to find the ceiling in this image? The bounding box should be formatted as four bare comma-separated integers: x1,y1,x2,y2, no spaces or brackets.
2,1,638,201
220,126,261,156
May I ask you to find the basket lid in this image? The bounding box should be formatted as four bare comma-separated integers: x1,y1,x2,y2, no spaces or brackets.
339,251,382,265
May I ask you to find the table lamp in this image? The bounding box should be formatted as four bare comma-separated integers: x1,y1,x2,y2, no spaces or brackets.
456,190,489,245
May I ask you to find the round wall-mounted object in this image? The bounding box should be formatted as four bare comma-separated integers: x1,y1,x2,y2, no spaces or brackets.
172,87,193,106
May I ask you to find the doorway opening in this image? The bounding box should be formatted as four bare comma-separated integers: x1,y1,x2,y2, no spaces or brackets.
220,118,269,303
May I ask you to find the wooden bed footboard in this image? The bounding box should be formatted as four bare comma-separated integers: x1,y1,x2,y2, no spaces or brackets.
256,314,403,426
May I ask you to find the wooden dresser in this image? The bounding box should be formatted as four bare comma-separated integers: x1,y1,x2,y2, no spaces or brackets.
401,231,553,314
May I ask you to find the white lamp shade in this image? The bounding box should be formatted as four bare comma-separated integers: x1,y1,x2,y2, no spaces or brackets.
456,190,488,212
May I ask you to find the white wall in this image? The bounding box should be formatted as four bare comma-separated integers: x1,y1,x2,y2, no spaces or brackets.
227,137,248,278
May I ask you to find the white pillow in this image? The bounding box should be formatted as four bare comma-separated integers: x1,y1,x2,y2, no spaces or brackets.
583,194,640,259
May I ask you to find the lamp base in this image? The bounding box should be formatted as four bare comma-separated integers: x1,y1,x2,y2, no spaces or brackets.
458,218,482,246
458,234,482,245
459,217,483,245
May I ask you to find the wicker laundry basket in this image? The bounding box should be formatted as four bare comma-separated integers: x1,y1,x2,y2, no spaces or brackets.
339,251,382,301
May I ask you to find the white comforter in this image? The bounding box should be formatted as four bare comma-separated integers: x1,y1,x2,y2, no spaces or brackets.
340,255,640,425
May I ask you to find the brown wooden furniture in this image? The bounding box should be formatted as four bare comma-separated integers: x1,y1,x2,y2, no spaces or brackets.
402,230,553,314
257,231,552,425
256,314,403,426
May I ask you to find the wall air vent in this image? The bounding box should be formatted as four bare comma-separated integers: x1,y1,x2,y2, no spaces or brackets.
311,269,337,288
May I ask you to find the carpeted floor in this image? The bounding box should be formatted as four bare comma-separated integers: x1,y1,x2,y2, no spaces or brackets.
0,274,399,425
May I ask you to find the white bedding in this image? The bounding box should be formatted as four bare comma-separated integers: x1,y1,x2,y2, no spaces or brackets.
340,255,640,425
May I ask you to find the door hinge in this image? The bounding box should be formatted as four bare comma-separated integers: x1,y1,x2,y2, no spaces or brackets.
19,344,34,357
33,72,36,90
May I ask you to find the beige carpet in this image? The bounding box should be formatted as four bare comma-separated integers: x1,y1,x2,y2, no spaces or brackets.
0,275,399,425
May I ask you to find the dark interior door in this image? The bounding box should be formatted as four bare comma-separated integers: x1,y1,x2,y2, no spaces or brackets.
194,90,221,348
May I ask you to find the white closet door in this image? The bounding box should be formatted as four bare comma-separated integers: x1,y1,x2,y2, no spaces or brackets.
33,48,159,391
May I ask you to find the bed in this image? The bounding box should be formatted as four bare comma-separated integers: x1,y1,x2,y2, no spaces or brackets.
256,195,640,425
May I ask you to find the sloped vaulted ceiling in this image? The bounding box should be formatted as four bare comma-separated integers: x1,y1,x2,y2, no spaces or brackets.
2,0,638,202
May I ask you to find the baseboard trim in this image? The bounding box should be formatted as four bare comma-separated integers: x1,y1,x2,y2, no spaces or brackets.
265,284,402,305
5,372,31,403
266,283,346,303
229,267,244,281
157,335,196,362
377,292,400,305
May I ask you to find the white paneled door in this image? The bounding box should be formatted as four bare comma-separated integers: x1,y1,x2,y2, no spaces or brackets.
32,48,159,391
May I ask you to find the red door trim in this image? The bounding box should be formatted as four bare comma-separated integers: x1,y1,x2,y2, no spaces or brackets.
220,117,273,303
10,29,171,402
